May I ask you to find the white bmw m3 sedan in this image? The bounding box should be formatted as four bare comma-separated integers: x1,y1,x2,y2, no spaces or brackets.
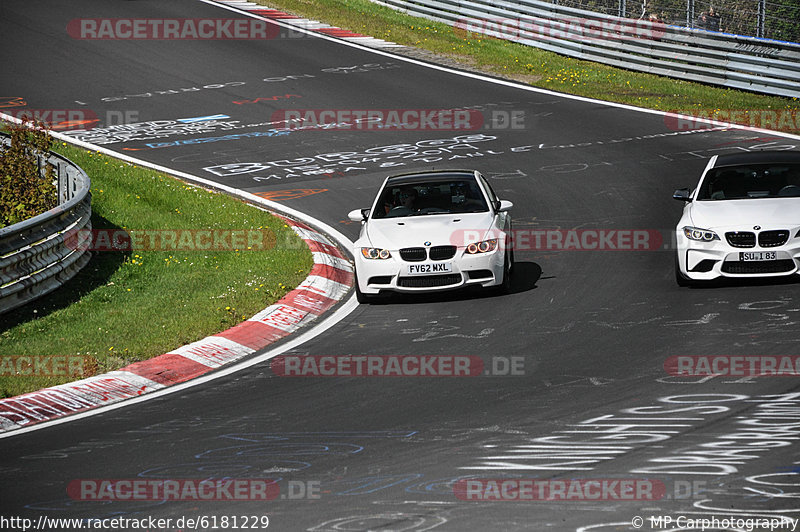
673,150,800,286
348,170,513,303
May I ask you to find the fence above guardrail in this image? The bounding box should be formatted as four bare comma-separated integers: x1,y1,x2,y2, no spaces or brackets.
0,132,92,315
373,0,800,99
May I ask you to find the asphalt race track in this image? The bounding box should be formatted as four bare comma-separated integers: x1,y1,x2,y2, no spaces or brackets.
2,1,800,530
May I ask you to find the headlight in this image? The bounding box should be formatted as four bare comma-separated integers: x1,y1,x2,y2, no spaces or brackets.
682,226,719,242
466,239,498,254
361,247,391,260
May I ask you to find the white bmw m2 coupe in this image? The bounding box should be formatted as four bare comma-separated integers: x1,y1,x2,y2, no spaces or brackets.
673,150,800,286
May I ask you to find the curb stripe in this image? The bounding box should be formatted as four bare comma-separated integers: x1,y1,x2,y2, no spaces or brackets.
296,275,352,301
0,373,165,428
168,336,256,369
215,321,290,350
280,288,339,315
310,263,354,286
249,303,316,331
303,239,347,259
124,354,212,385
216,0,404,49
311,251,353,273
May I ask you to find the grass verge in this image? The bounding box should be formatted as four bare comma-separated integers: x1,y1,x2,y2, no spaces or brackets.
0,143,313,398
256,0,799,132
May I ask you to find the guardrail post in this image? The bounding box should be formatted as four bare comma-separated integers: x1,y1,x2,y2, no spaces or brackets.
757,0,765,38
57,161,65,203
687,0,695,28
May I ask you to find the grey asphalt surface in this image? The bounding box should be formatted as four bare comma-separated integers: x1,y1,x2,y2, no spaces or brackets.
2,1,799,531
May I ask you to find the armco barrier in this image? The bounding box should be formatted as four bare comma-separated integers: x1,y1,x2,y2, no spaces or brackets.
0,133,92,314
371,0,800,98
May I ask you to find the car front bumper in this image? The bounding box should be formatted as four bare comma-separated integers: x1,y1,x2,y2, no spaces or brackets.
354,247,505,294
676,230,800,281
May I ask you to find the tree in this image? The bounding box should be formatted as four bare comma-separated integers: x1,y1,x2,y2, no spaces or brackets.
0,120,57,228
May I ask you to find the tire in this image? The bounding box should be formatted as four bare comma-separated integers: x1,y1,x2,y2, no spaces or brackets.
674,254,695,287
495,251,512,295
355,275,372,304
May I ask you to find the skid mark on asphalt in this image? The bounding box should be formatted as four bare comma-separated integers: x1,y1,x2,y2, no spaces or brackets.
403,326,495,343
308,513,448,531
543,375,615,387
588,316,668,329
664,312,720,326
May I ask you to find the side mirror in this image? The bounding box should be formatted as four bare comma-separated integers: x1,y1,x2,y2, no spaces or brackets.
673,188,692,202
496,200,513,212
348,208,369,222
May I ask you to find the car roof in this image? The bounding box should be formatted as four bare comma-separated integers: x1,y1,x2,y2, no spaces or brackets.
712,150,800,168
385,170,477,187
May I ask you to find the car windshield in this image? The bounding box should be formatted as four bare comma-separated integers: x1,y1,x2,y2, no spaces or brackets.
696,163,800,200
371,179,489,219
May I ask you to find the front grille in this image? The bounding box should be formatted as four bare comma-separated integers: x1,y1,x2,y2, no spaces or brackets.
399,247,426,262
429,245,456,260
397,274,462,288
467,269,494,279
367,276,393,285
758,230,790,247
722,259,795,274
726,232,755,248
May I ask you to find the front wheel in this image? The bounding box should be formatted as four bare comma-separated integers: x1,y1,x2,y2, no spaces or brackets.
355,276,373,303
494,251,513,295
674,254,696,287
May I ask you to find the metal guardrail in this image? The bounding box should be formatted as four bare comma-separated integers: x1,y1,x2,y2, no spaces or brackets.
0,133,92,314
372,0,800,98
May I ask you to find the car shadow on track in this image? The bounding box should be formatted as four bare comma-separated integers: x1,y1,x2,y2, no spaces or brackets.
368,260,542,305
680,275,800,289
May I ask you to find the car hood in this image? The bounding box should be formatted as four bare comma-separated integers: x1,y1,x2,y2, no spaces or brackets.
688,198,800,230
365,212,497,249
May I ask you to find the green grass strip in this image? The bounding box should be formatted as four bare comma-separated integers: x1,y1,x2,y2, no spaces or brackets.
256,0,799,131
0,144,312,398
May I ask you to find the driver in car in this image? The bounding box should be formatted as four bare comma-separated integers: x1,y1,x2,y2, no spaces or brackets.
384,187,418,214
398,187,418,209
